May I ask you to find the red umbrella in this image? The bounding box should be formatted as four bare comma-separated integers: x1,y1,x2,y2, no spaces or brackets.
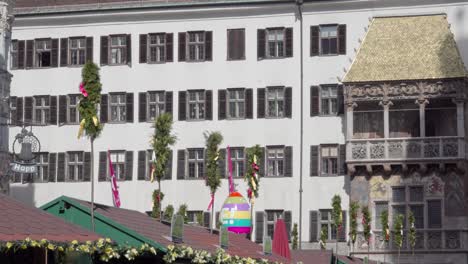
272,218,291,260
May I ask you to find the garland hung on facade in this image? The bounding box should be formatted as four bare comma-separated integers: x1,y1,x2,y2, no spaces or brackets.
393,214,404,250
380,210,390,243
245,145,263,202
408,211,417,253
361,206,372,243
349,201,359,245
331,195,342,232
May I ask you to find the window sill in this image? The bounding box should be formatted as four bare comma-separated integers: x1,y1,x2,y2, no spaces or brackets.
107,121,128,124
146,61,170,64
226,117,246,121
258,56,291,61
318,114,340,117
181,178,205,181
184,59,209,63
65,64,85,68
103,63,130,67
26,66,54,70
184,119,209,122
227,58,246,61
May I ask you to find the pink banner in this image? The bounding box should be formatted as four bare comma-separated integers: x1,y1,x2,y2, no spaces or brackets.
108,151,121,208
227,146,234,193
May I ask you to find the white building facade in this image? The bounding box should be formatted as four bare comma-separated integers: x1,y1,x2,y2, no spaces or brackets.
6,0,468,263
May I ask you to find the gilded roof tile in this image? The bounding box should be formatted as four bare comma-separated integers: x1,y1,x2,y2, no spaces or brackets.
343,14,467,83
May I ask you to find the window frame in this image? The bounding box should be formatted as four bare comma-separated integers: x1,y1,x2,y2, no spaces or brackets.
319,144,338,176
318,24,338,56
227,88,246,120
319,84,338,116
265,210,284,239
108,93,127,123
265,28,286,59
319,209,337,241
186,31,206,62
67,94,81,124
266,146,285,177
389,185,430,230
230,147,245,178
68,37,87,66
66,151,84,182
34,38,53,68
109,35,128,65
11,40,19,69
186,90,206,121
109,150,126,181
265,86,285,119
147,33,167,63
34,152,49,183
33,96,50,125
146,91,166,122
186,148,204,179
227,28,245,61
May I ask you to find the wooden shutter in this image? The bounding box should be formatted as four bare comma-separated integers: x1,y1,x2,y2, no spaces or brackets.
17,40,25,69
338,211,347,242
165,91,173,115
16,97,23,125
257,88,265,118
310,86,320,116
126,34,132,65
228,29,245,60
100,94,108,123
245,89,253,119
166,33,173,62
310,145,319,176
58,95,67,124
137,151,146,180
48,153,57,182
255,211,264,243
100,36,108,65
138,92,147,122
178,32,186,61
26,40,34,68
203,212,211,228
84,152,91,182
205,90,212,120
139,34,147,63
98,151,107,181
258,147,265,177
284,146,293,177
338,24,346,55
284,211,292,241
218,90,226,120
126,93,134,123
56,153,65,182
218,148,226,178
51,39,59,67
339,144,346,175
310,211,319,242
285,28,293,57
9,96,17,126
285,87,292,118
49,96,57,125
86,37,93,63
177,149,185,179
215,212,221,229
204,31,212,61
310,26,320,56
257,29,266,60
178,91,186,121
337,85,344,115
125,151,133,181
164,150,173,180
60,38,68,67
24,97,33,123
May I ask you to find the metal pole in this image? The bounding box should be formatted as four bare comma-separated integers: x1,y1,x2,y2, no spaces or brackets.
295,0,304,250
91,138,95,231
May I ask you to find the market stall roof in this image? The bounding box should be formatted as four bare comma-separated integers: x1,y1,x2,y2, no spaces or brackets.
343,14,467,83
0,193,100,242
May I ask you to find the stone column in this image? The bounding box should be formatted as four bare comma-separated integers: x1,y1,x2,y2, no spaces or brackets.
454,99,465,138
416,99,428,137
346,101,357,139
379,100,393,138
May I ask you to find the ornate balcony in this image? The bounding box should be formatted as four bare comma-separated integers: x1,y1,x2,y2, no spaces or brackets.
346,137,465,171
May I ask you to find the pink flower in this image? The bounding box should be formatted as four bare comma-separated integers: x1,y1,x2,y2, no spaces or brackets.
79,82,88,97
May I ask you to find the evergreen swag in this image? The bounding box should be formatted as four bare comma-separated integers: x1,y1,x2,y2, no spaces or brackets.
204,132,223,233
151,190,164,218
245,145,263,199
409,211,417,254
331,195,342,264
380,210,389,243
349,201,359,247
361,206,371,243
151,113,177,220
394,214,404,264
291,223,298,250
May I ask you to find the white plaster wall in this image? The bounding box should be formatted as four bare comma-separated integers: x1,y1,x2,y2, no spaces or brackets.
7,0,468,247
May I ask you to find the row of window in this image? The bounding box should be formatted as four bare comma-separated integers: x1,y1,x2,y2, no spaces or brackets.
10,85,342,125
11,25,347,69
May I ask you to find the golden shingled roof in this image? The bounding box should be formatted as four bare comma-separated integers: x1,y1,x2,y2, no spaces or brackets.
343,14,467,83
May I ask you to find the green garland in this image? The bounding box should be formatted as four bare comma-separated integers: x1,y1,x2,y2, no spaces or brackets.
245,145,263,199
393,214,404,249
151,190,164,219
380,210,389,243
205,132,223,194
291,223,298,250
319,226,328,249
361,206,371,243
408,211,416,252
331,195,342,231
349,201,359,245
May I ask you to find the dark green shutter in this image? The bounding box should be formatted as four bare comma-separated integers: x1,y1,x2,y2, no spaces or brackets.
338,24,346,55
257,88,265,118
255,211,264,243
60,38,68,67
49,96,57,125
205,90,212,120
51,39,59,67
137,150,146,180
339,144,346,175
257,29,265,60
310,26,319,56
125,151,133,181
98,151,107,181
126,34,132,65
83,152,91,182
165,91,173,116
310,211,318,242
205,31,212,61
58,95,67,124
285,87,292,118
245,89,253,119
310,145,319,176
178,32,186,61
178,91,186,121
311,86,320,116
126,93,134,123
138,92,147,122
285,28,293,57
284,146,293,177
86,37,93,63
177,150,185,179
259,147,265,177
48,153,57,182
56,153,65,182
139,34,147,63
166,33,173,62
100,36,108,65
100,94,108,123
218,90,226,120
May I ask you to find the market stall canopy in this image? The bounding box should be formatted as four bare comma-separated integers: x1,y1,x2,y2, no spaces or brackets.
343,14,467,83
0,193,100,242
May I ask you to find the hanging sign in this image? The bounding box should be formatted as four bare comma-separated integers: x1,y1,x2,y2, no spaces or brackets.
10,127,40,174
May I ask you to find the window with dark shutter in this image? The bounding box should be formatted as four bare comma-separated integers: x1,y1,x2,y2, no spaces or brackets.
203,212,211,228
26,40,34,68
255,211,264,243
310,211,319,242
310,145,319,176
257,29,266,60
24,97,33,123
139,34,147,63
338,24,346,55
137,151,146,180
310,26,319,56
285,87,292,118
177,149,186,179
164,150,173,180
257,88,265,118
205,90,212,120
98,151,107,181
86,37,93,63
138,92,147,122
337,85,344,115
125,151,133,181
56,153,65,182
178,33,186,61
284,146,293,177
218,90,226,120
51,39,59,67
126,93,134,123
245,89,253,119
205,31,212,61
48,153,57,182
310,86,320,116
166,33,173,62
84,152,91,182
227,28,245,60
126,34,132,65
165,92,173,115
16,97,23,125
339,144,346,175
427,200,442,228
178,91,187,121
60,38,68,67
17,40,26,69
285,28,293,57
49,96,57,125
100,94,108,123
100,36,108,65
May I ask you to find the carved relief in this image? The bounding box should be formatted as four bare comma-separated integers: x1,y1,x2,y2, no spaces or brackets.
445,172,465,216
426,175,444,197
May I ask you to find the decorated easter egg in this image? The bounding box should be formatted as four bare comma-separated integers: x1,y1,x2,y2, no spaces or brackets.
219,191,251,234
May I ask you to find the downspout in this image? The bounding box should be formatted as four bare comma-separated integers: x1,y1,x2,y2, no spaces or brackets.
295,0,304,250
